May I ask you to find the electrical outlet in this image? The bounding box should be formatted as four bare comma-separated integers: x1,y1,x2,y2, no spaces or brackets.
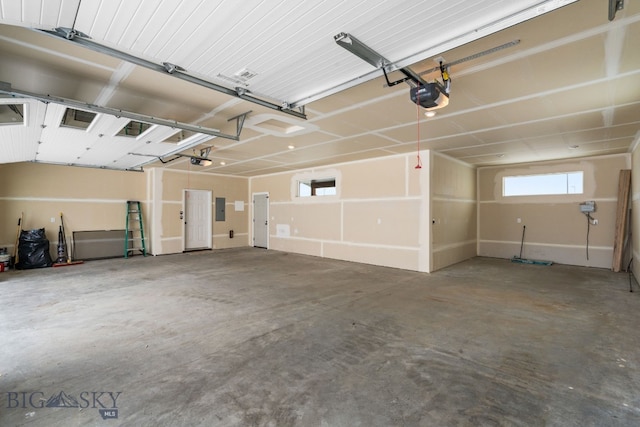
594,219,599,225
50,217,55,223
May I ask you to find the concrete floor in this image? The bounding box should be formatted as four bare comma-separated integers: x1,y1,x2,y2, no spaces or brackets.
1,248,640,426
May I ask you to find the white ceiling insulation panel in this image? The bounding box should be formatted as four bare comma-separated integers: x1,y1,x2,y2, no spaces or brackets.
65,0,577,106
0,0,79,29
0,99,45,163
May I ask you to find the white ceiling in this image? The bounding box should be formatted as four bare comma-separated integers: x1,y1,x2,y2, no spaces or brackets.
0,0,639,175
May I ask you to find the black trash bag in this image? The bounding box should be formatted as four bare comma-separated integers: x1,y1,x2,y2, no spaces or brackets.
16,228,53,269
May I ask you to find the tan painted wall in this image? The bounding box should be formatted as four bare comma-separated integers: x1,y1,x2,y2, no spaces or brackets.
250,152,433,272
632,145,640,277
149,168,248,255
0,163,249,260
478,154,631,268
0,162,147,258
430,152,477,270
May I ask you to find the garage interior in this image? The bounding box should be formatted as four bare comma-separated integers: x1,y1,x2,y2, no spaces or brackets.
1,0,640,425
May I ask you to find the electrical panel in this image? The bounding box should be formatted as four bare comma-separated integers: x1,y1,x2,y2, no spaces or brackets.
580,201,596,213
216,197,226,221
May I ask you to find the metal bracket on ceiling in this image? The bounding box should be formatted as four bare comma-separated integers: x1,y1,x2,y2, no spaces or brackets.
228,111,251,138
0,81,244,141
129,151,213,166
129,152,180,164
334,32,427,88
33,159,145,173
162,62,186,74
37,28,307,120
51,27,89,40
415,40,520,79
609,0,624,20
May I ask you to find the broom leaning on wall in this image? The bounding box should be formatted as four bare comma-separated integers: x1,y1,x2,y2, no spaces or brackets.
511,225,553,266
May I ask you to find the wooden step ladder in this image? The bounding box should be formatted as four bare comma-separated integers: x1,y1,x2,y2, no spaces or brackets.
125,201,147,258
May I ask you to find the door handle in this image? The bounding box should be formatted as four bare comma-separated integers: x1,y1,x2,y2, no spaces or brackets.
265,221,268,226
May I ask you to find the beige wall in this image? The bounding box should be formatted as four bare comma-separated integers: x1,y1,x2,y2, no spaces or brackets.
0,163,249,259
430,152,477,270
149,168,249,255
251,151,458,272
478,154,631,268
250,154,427,271
0,162,147,256
632,144,640,276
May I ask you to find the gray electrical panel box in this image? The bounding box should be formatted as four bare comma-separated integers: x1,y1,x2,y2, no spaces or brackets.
580,201,596,213
215,197,226,221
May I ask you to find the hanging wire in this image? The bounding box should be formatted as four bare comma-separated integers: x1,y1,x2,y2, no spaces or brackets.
71,0,82,33
415,89,422,169
586,213,592,261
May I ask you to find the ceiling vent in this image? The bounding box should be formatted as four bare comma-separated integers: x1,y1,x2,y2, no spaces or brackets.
233,68,258,82
217,68,258,86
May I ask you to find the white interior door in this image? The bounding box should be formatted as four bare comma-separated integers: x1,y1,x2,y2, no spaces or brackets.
253,193,269,248
184,189,212,251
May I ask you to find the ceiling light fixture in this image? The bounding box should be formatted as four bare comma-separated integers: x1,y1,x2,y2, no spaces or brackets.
189,147,214,166
409,62,450,111
190,157,212,167
288,145,295,150
425,111,436,118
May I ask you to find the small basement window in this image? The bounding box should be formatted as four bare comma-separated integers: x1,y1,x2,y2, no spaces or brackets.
503,171,583,197
0,104,24,125
60,108,96,130
298,178,337,197
117,120,152,137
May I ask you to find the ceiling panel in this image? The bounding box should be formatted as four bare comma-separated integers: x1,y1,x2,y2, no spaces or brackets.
35,0,578,107
308,77,406,115
0,0,639,174
0,99,45,163
198,159,282,175
0,0,79,29
620,20,640,73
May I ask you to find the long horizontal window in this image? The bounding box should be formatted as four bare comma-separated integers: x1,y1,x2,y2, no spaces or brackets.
503,171,583,196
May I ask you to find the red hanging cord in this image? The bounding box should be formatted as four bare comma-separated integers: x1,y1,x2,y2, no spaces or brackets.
415,89,422,169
